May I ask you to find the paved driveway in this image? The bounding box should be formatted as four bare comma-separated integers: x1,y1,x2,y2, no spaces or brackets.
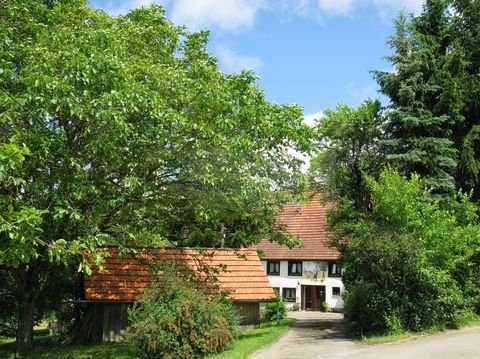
250,312,480,359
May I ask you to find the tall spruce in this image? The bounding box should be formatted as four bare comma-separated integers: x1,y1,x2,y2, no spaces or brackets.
373,1,458,194
374,0,480,199
453,0,480,200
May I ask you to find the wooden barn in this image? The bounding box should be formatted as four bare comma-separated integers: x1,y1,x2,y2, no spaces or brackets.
79,247,276,342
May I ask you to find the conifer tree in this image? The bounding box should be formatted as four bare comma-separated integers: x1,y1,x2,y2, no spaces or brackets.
375,0,480,199
373,2,458,194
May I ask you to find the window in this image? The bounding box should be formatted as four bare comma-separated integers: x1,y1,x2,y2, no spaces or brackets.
266,261,280,275
282,288,296,302
332,287,341,296
328,261,342,277
288,261,302,276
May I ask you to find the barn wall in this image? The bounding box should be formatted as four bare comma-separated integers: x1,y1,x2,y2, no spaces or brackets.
85,301,261,343
100,303,129,342
80,303,129,343
235,302,260,328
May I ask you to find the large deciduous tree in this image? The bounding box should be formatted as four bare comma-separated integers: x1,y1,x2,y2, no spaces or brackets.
309,99,385,209
0,0,312,351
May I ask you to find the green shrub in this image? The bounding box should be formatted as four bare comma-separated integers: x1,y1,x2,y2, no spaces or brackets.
343,281,390,336
262,300,286,322
321,301,329,312
0,271,17,337
127,264,239,359
384,310,403,335
333,170,480,337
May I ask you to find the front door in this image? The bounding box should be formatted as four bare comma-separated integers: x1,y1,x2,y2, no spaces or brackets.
301,285,326,311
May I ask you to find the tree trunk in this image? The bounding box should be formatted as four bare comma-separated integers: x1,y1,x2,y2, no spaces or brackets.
15,266,39,353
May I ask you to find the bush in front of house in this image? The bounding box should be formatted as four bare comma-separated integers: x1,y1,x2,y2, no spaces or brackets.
127,264,239,359
262,300,287,322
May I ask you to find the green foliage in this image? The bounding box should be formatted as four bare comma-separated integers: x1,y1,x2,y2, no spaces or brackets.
318,1,480,338
0,271,17,337
0,320,297,359
310,99,385,209
333,169,480,336
1,0,311,350
127,264,239,358
262,300,287,322
207,318,295,359
343,281,389,335
374,1,480,198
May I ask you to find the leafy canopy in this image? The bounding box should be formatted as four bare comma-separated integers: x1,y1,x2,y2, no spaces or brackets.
0,0,312,270
0,0,312,351
332,169,480,336
309,99,384,209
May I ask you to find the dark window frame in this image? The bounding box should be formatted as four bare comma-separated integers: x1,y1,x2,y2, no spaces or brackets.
332,287,341,296
282,288,296,302
328,261,342,277
288,260,302,276
266,261,280,275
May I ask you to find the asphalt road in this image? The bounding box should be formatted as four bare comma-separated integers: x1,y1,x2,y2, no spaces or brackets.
250,312,480,359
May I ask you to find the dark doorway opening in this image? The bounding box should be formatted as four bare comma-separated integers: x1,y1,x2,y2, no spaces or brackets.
301,285,326,311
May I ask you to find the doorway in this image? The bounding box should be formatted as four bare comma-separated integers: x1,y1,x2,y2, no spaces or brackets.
301,285,326,311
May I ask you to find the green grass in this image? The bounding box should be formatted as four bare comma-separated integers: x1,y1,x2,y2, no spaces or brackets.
361,313,480,345
361,327,442,345
0,319,295,359
0,329,136,359
208,318,295,359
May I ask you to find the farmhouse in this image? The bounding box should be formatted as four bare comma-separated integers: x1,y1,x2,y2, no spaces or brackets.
81,247,276,342
255,192,344,311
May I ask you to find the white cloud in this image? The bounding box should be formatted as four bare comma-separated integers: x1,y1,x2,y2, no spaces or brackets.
216,47,264,73
170,0,264,31
303,112,323,127
95,0,426,27
317,0,354,16
346,81,378,105
372,0,425,18
273,0,424,21
287,112,323,173
273,0,353,21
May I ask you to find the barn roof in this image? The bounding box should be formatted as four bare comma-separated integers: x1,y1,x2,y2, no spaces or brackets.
83,247,276,302
255,192,339,260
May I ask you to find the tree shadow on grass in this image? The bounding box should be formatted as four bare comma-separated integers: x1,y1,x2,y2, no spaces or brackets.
0,331,135,359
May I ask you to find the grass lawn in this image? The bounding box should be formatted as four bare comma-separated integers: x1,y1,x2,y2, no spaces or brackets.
0,329,136,359
0,318,295,359
208,318,295,359
361,314,480,345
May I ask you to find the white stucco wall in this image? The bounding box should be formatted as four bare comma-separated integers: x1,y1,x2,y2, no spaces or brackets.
261,260,344,311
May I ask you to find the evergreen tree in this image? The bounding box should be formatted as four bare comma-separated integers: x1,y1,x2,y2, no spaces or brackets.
452,0,480,200
373,2,458,194
375,0,480,200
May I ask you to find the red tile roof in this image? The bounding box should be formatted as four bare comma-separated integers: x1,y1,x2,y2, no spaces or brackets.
83,247,276,302
255,192,339,260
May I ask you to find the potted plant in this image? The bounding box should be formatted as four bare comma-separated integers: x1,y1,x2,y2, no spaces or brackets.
321,301,329,312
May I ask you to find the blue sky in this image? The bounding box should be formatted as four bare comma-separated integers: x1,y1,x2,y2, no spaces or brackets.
90,0,425,120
